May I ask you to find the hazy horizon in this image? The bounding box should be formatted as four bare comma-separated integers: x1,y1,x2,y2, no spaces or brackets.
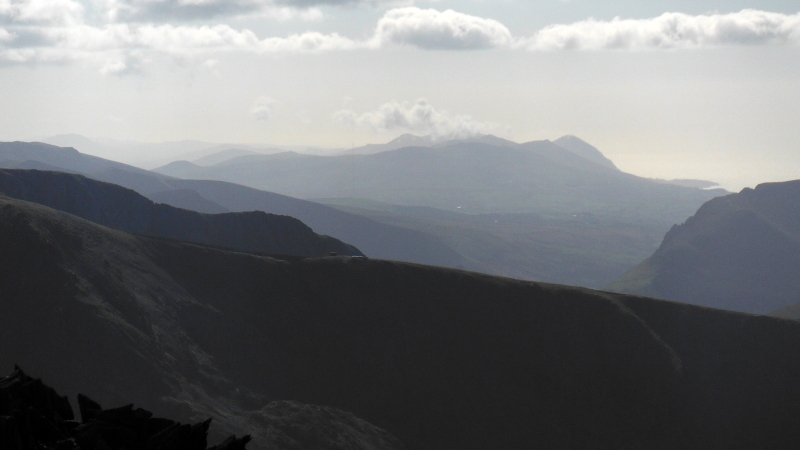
31,131,786,192
2,0,799,191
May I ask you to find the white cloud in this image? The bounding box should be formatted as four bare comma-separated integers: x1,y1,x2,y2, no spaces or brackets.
0,0,84,26
334,98,509,139
101,0,406,23
275,0,418,8
105,0,325,22
0,20,361,66
2,6,800,70
372,7,512,50
258,30,358,51
519,9,800,51
251,95,277,121
99,50,144,75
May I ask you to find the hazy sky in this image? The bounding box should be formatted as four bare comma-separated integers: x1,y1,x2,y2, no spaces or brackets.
1,0,799,190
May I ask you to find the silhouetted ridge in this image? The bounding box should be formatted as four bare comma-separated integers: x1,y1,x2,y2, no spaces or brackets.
0,169,362,257
0,366,250,450
0,141,163,178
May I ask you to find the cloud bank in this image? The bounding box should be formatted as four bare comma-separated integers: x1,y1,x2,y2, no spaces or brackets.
520,9,800,50
104,0,326,23
334,98,509,139
372,7,512,50
1,4,799,71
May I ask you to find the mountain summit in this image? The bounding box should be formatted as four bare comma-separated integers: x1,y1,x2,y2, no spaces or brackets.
553,135,619,170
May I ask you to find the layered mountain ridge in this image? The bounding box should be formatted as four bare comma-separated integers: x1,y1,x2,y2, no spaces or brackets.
3,193,800,449
0,169,361,258
0,141,463,269
154,137,724,225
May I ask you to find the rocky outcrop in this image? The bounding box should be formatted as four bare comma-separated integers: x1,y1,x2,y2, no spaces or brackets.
0,367,250,450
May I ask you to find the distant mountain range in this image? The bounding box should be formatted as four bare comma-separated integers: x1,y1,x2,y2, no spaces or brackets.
42,134,337,169
5,192,800,449
0,138,727,288
154,136,725,226
0,169,361,258
607,179,800,315
0,141,468,269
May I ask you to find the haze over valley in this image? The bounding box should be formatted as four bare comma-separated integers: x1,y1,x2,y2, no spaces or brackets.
2,0,800,449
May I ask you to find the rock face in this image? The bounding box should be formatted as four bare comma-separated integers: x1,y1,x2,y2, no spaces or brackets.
2,194,800,450
607,179,800,314
0,169,362,258
0,367,251,450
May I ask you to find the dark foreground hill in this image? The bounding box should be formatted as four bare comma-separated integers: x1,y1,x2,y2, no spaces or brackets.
3,195,800,449
607,180,800,314
0,169,361,257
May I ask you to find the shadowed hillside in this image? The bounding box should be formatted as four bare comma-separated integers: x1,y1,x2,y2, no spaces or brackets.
607,179,800,314
3,194,800,449
0,169,361,257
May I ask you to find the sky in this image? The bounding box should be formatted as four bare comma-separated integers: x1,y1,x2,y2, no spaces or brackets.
1,0,799,190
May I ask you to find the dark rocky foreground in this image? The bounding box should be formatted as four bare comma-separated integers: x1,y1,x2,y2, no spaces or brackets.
0,366,406,450
0,366,250,450
2,194,800,449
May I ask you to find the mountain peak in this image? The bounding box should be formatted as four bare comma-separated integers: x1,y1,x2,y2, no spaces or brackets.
553,135,619,171
387,133,438,147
